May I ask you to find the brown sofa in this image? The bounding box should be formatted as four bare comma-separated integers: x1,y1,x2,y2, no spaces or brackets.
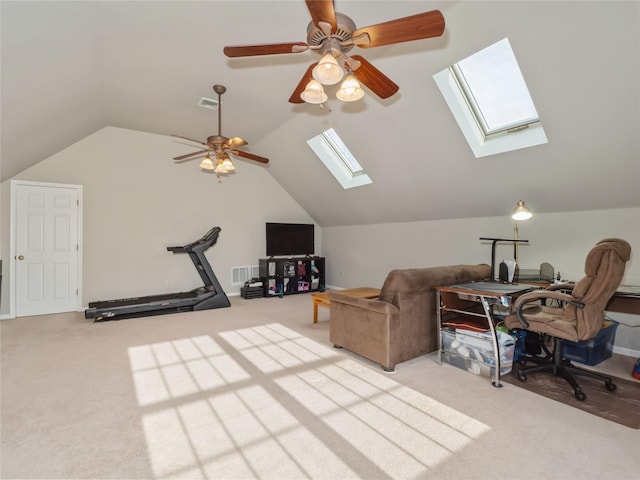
329,264,491,371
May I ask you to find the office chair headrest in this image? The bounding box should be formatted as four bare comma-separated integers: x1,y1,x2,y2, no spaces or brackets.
595,238,631,258
585,238,631,276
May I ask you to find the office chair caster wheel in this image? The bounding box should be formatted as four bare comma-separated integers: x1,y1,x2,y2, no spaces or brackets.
574,388,587,401
605,381,617,392
517,371,527,382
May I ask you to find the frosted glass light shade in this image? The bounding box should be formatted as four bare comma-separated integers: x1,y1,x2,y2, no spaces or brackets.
312,53,344,85
200,156,215,170
301,80,328,104
214,163,229,174
221,156,235,171
336,75,365,102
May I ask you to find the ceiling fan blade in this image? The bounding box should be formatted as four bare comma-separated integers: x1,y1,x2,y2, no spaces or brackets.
173,149,209,161
352,10,445,48
223,42,309,57
231,149,269,165
305,0,337,34
171,134,208,146
289,63,317,104
350,55,399,99
224,136,248,149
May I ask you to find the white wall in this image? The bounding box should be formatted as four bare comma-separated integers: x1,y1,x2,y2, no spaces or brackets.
0,127,317,314
1,126,638,355
322,208,640,355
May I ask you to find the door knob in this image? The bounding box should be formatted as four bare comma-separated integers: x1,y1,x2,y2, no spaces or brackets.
18,255,24,260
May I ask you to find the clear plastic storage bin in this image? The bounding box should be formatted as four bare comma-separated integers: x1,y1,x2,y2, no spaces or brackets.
441,328,516,377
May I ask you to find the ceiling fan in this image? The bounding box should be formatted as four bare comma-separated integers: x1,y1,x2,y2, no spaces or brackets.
223,0,445,104
172,84,269,175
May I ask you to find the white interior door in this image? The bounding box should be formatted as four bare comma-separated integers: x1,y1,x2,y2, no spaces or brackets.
15,183,81,316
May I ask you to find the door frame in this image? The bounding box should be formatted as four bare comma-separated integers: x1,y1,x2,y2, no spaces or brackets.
7,180,83,318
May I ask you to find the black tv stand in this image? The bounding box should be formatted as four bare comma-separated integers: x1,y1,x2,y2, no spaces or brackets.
259,256,325,297
85,226,230,322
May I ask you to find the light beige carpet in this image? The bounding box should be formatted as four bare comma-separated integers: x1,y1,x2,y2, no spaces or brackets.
1,294,639,479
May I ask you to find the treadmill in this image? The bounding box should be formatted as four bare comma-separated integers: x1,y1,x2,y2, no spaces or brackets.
85,226,230,322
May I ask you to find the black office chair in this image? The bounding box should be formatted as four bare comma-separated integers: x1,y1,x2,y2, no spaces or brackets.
504,238,632,401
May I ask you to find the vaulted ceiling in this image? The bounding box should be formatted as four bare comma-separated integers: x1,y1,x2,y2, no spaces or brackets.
2,1,638,226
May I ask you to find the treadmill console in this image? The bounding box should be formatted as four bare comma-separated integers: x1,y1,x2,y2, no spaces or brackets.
168,227,221,253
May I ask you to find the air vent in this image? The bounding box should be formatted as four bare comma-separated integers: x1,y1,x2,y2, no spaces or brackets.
232,265,260,285
198,97,219,110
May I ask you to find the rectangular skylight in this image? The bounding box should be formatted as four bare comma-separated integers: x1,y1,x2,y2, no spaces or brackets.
320,128,364,175
433,37,547,157
307,128,372,189
452,38,539,135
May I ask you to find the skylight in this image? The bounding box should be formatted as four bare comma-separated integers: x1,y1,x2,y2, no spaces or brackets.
434,38,547,157
307,128,372,189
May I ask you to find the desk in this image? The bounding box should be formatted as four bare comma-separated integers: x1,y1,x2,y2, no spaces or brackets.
310,287,380,324
436,282,536,387
607,285,640,315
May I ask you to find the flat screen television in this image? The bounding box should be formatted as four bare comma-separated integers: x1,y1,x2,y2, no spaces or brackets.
266,222,314,257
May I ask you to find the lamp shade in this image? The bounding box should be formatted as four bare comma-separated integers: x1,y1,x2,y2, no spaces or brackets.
312,53,344,85
214,163,229,174
300,79,328,104
221,155,235,171
512,200,532,220
199,155,215,170
336,74,365,102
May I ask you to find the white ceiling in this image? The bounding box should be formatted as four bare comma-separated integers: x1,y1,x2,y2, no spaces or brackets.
2,1,639,226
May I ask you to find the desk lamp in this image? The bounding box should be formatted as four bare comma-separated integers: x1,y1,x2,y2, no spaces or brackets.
512,200,532,263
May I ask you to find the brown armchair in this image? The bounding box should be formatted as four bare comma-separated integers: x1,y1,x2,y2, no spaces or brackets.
504,238,632,401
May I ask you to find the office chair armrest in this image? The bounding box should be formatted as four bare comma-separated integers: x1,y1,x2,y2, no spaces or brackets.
545,282,575,292
512,290,575,329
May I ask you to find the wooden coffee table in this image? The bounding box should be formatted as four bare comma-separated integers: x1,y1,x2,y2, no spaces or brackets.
310,287,380,323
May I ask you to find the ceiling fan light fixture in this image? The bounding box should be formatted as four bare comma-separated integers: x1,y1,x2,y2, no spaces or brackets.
312,53,344,85
336,74,365,102
199,155,215,170
221,156,235,171
301,79,328,104
214,163,229,174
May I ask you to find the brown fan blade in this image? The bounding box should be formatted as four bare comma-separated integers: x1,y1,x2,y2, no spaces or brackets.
350,55,399,99
352,10,445,48
305,0,337,34
171,134,208,147
173,149,209,161
288,63,317,104
231,149,269,165
223,42,309,57
224,136,248,149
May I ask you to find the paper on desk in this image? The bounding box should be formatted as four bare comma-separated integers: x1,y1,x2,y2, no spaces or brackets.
503,259,517,283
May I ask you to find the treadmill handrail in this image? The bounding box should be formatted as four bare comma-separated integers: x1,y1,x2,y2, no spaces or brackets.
167,226,221,253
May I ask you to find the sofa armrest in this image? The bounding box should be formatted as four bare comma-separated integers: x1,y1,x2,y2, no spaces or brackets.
329,292,401,371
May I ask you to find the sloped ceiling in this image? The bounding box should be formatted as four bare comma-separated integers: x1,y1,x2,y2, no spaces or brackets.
2,1,639,226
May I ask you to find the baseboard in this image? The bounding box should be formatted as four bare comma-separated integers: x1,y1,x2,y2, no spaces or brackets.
613,345,640,358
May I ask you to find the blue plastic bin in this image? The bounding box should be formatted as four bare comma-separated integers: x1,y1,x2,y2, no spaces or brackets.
563,320,619,366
